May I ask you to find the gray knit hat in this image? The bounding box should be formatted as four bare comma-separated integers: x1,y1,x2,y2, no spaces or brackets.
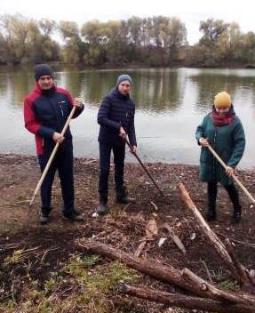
116,74,132,86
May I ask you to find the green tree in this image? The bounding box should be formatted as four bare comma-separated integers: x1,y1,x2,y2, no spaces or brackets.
59,21,84,64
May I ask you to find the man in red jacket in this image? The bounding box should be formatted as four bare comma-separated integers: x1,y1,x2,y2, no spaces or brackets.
24,64,84,224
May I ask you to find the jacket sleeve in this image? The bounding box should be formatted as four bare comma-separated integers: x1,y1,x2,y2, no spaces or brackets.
62,89,84,119
127,108,137,147
24,97,55,139
195,116,207,145
97,96,121,130
227,120,245,168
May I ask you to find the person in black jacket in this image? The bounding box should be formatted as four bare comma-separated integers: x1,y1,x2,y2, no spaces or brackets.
96,74,137,215
24,64,84,224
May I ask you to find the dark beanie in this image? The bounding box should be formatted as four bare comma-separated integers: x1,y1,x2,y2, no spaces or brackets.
34,64,54,81
116,74,132,86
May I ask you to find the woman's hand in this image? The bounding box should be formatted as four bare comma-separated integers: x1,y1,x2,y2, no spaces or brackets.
199,137,209,147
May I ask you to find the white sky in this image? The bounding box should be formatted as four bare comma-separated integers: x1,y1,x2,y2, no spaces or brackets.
0,0,254,44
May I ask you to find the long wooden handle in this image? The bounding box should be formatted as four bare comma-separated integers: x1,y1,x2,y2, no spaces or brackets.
29,106,77,206
207,144,255,204
125,138,165,198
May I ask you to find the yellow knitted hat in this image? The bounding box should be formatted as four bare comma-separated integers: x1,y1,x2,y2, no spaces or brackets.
214,91,232,109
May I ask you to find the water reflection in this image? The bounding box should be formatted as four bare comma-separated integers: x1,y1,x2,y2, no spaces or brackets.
1,67,255,168
189,71,255,113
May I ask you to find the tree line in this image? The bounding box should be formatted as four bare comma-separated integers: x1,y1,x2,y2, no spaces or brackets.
1,14,255,67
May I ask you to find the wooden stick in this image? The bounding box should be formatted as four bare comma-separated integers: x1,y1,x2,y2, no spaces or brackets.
29,106,76,206
125,138,165,198
78,239,255,303
119,284,255,313
178,183,245,284
178,182,255,290
207,144,255,204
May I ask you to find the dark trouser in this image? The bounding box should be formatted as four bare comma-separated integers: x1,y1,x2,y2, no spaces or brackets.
38,140,75,216
208,181,241,213
98,142,126,199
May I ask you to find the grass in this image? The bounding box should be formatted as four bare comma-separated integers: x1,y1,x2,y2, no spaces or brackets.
0,254,139,313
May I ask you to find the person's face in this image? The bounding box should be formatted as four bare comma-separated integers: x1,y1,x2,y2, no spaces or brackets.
118,80,131,95
38,75,54,90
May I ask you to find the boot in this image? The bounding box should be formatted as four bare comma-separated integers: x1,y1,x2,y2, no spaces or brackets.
40,207,52,225
231,206,241,224
206,208,217,221
96,194,109,216
116,186,133,204
225,184,242,224
207,182,217,221
63,209,84,222
206,202,217,221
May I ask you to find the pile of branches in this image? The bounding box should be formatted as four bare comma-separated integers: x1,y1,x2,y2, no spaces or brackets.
77,183,255,313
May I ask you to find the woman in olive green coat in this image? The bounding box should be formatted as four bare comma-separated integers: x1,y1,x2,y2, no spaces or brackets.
195,91,245,223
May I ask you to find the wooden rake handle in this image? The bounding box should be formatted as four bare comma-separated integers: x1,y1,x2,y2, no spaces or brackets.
207,144,255,204
125,138,165,198
29,106,77,206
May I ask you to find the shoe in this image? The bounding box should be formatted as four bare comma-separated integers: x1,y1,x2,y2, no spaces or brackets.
116,186,133,204
96,195,109,216
205,209,217,221
96,202,109,216
40,214,49,225
231,209,241,224
40,207,52,225
63,210,84,222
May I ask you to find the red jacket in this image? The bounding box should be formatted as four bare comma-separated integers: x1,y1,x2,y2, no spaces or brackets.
24,83,83,155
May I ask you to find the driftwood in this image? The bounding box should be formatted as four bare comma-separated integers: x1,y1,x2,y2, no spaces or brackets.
119,284,255,313
160,222,186,255
178,182,254,288
78,239,255,311
78,238,194,293
76,182,255,313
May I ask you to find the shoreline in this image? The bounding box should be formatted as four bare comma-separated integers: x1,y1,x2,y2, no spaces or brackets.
1,152,254,171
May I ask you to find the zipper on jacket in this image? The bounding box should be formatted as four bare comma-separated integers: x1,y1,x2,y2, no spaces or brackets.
58,100,66,117
60,104,64,117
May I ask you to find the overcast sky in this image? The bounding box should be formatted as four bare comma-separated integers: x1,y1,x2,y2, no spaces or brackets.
0,0,254,44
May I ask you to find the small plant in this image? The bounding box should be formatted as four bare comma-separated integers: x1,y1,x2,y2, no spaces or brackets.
218,279,239,291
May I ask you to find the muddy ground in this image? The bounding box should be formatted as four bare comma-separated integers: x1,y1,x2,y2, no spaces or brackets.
0,154,255,313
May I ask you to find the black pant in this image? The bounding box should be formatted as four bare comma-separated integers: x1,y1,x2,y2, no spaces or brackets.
98,142,126,197
208,181,241,212
38,140,74,215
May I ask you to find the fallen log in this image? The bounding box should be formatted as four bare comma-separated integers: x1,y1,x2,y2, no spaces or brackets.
181,268,255,306
78,238,194,293
119,284,254,313
77,239,255,305
178,182,252,287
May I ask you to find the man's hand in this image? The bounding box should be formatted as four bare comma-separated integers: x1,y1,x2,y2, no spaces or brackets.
119,126,127,139
130,145,137,154
226,166,235,177
53,132,65,144
199,137,209,147
74,97,84,108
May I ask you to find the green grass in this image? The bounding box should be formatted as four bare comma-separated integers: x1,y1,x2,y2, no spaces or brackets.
0,254,139,313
